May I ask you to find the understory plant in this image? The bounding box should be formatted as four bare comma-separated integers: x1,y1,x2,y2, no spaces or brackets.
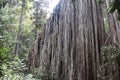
31,67,56,80
98,43,120,80
0,56,38,80
0,56,55,80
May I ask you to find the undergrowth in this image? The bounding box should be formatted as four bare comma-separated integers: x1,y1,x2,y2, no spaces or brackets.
98,44,120,80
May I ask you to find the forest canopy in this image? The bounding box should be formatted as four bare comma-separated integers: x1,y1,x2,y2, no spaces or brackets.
0,0,49,79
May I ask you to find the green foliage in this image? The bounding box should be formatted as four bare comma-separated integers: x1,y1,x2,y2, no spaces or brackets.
31,67,56,80
97,0,103,3
0,56,38,80
0,0,48,56
0,47,10,77
107,0,120,20
101,45,120,59
0,0,34,57
33,0,48,29
98,0,120,21
0,56,54,80
0,47,9,63
1,74,36,80
0,0,7,8
0,0,50,79
98,44,120,80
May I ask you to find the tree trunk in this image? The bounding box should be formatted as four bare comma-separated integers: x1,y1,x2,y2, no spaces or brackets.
28,0,120,80
13,0,24,54
104,0,120,44
99,0,120,79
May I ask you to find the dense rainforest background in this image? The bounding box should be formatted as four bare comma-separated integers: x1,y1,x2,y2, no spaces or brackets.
0,0,49,79
0,0,120,80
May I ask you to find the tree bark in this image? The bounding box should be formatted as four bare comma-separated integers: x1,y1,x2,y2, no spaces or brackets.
13,0,24,54
28,0,120,80
104,0,120,44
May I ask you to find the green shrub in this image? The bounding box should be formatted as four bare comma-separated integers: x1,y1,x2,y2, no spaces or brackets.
98,44,120,80
0,56,38,80
32,67,55,80
0,56,56,80
0,47,10,77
